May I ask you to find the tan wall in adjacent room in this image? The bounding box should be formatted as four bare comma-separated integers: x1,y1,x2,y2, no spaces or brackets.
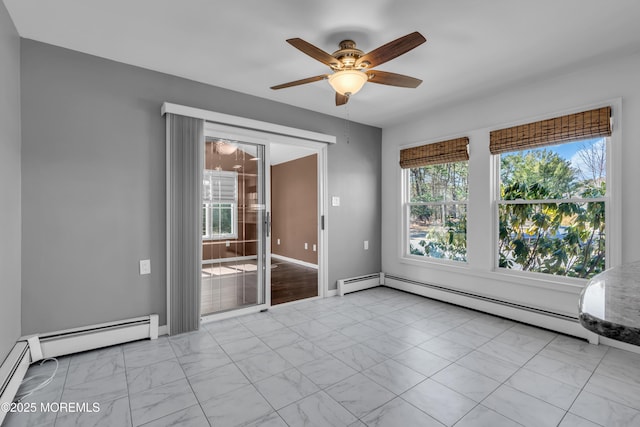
271,154,318,264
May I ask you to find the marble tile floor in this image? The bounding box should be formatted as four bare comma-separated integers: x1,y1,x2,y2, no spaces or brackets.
4,287,640,427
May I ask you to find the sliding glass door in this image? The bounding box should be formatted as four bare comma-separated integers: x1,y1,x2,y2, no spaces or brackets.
164,103,331,331
200,138,268,315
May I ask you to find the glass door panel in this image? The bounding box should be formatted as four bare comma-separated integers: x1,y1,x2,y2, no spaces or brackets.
201,138,266,315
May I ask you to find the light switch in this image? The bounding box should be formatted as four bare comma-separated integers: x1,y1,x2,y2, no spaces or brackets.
364,241,369,250
313,244,317,252
304,243,308,250
277,239,281,245
139,259,151,275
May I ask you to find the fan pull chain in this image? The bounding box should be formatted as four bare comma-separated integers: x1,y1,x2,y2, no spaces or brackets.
344,102,351,144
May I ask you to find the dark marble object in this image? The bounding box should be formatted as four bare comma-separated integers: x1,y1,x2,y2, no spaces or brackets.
579,261,640,345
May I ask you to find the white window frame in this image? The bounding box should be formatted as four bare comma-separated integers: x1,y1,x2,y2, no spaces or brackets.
492,103,622,282
202,169,238,240
402,161,469,264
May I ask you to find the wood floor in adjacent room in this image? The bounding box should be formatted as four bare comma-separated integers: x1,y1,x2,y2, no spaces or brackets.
200,259,318,315
270,260,318,306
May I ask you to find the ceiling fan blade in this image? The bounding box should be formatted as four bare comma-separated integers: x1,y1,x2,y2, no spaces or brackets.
270,74,328,90
336,92,349,106
286,38,341,68
366,70,422,88
356,31,426,69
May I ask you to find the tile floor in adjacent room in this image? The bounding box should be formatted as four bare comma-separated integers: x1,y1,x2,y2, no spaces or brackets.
4,287,640,427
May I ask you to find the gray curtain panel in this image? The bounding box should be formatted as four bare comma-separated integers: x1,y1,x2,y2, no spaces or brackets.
167,113,203,335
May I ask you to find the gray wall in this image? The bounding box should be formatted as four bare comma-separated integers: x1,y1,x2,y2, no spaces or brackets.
21,39,382,334
0,3,21,361
327,124,382,285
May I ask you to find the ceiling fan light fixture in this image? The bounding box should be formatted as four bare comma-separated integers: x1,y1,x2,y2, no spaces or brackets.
328,70,368,96
213,140,237,155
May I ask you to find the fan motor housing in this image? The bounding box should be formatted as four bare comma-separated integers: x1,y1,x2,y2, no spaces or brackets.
332,40,365,69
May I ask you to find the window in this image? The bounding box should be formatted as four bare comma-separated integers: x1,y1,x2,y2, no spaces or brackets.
202,170,238,240
401,137,469,262
492,107,611,279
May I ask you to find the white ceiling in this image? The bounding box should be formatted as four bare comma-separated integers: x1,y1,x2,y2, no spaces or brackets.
5,0,640,128
270,143,317,166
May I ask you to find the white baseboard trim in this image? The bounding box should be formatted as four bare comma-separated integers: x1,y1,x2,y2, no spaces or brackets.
326,289,338,297
600,336,640,354
158,325,168,336
272,254,318,269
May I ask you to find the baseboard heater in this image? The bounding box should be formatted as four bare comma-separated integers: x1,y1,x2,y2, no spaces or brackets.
338,273,383,296
384,274,576,321
0,314,158,424
382,273,592,339
0,342,30,425
25,314,159,362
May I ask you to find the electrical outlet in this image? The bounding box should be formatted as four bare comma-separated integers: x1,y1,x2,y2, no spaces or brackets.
331,196,340,207
277,239,281,245
304,243,308,250
226,241,230,247
364,241,369,250
139,259,151,275
313,244,317,252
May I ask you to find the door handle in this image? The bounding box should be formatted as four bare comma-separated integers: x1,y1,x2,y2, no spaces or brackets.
266,212,271,237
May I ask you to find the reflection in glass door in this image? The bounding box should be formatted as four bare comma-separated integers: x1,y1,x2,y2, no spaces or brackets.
201,138,266,315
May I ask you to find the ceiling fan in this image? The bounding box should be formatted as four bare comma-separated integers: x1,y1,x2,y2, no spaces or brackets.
271,32,427,106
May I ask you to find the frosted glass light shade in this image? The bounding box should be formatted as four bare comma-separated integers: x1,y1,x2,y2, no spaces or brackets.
214,141,237,155
328,70,368,96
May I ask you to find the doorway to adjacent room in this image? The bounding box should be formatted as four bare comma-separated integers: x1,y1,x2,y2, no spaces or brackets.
270,147,320,305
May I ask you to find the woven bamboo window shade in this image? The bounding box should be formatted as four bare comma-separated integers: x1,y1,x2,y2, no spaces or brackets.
489,106,611,155
400,137,469,169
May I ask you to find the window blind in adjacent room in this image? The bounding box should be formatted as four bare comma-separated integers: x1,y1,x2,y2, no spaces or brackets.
203,170,237,203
